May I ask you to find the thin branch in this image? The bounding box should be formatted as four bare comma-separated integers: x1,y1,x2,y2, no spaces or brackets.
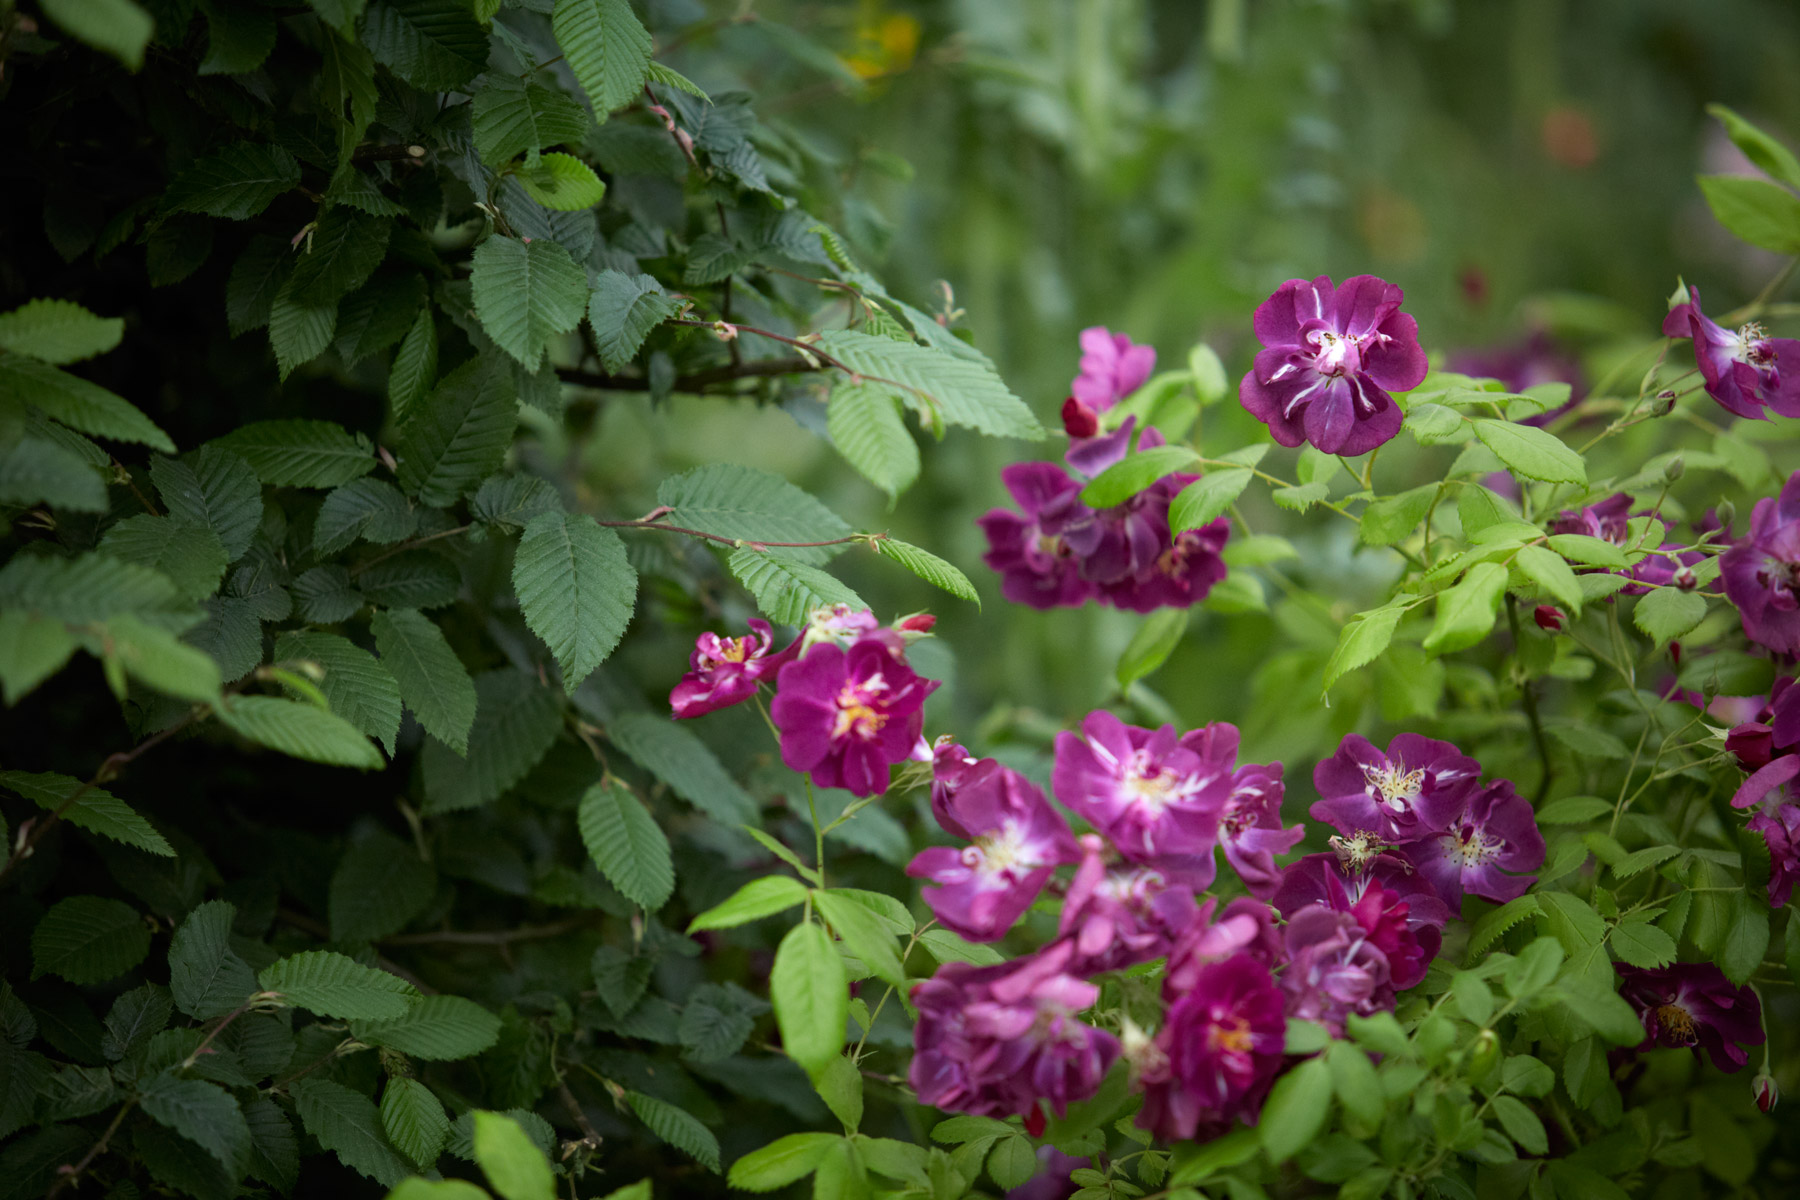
113,458,160,516
348,524,474,576
600,516,886,552
380,916,596,947
49,1099,137,1195
555,355,823,393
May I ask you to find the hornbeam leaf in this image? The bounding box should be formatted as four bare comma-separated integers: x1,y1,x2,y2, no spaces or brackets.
0,298,124,363
163,142,301,220
553,0,653,117
470,236,587,370
577,780,674,910
513,511,636,692
259,951,418,1020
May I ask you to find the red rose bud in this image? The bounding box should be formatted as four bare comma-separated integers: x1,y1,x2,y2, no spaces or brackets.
1533,605,1564,632
1755,1071,1779,1114
896,613,937,633
1061,396,1100,439
1674,566,1698,591
1727,723,1775,772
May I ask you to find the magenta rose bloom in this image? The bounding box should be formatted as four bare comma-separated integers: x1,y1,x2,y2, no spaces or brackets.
1095,489,1231,612
1615,962,1765,1072
1722,469,1800,655
1271,852,1448,989
909,940,1121,1120
669,618,796,719
1177,722,1300,897
1161,896,1281,995
1135,954,1287,1143
1309,732,1481,843
1057,836,1202,975
1279,905,1397,1035
1072,326,1155,412
1403,778,1546,906
1662,286,1800,420
1052,711,1231,885
1748,803,1800,908
1238,274,1429,455
908,761,1081,942
771,635,939,797
978,463,1097,610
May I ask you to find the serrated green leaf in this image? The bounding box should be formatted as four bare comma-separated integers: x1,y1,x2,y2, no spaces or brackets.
292,565,364,624
1273,480,1331,511
586,270,681,372
213,420,375,487
1633,587,1706,645
687,875,808,932
396,357,519,506
814,890,904,990
815,329,1046,441
645,59,710,100
325,163,406,219
577,780,674,910
90,612,223,701
168,900,257,1020
334,271,427,363
604,710,758,825
421,669,563,811
1079,445,1199,508
1471,419,1586,485
1491,1095,1547,1156
770,921,845,1078
0,298,123,363
0,551,199,632
1423,561,1508,654
355,995,502,1060
163,142,300,220
513,511,635,691
260,951,417,1020
1359,483,1437,546
329,831,436,941
216,694,385,768
473,75,593,169
873,536,977,604
472,474,562,531
728,550,863,625
389,306,439,422
139,1072,250,1173
554,0,653,116
98,516,229,601
0,770,173,856
1259,1055,1331,1163
0,434,109,512
827,381,919,501
357,550,461,610
381,1078,450,1170
658,463,851,565
1707,104,1800,191
152,446,262,562
291,1076,414,1186
474,1109,556,1200
1517,543,1584,615
625,1090,720,1173
0,611,78,704
1169,468,1249,533
371,608,477,754
727,1132,836,1192
273,632,402,754
470,236,586,370
289,210,392,306
31,895,150,985
0,355,174,451
517,152,607,210
313,479,418,554
1609,921,1676,969
268,282,338,379
1323,603,1405,690
39,0,154,68
242,1094,299,1192
363,0,490,90
1698,173,1800,254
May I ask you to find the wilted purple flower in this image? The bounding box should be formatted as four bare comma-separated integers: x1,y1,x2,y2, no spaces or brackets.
1662,286,1800,420
908,762,1081,942
1072,326,1155,412
1310,732,1481,843
1747,803,1800,908
1615,962,1765,1072
799,603,881,650
978,463,1097,610
1271,851,1447,990
1239,274,1429,455
1405,779,1546,905
1722,469,1800,655
1057,837,1201,975
669,619,797,719
1052,712,1230,885
771,636,939,797
910,940,1121,1119
1135,954,1287,1142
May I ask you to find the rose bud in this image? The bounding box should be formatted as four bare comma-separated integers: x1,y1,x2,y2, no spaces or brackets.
1726,723,1775,772
1674,566,1698,591
1533,605,1565,632
1755,1071,1779,1114
1061,396,1100,439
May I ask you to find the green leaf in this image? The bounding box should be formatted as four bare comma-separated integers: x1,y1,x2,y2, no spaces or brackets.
288,210,392,306
38,0,153,67
554,0,653,117
103,985,170,1061
214,420,375,487
363,0,490,90
168,900,258,1020
197,0,275,73
828,381,920,501
645,59,709,100
918,928,1004,967
226,236,291,337
0,298,122,363
274,631,403,754
1079,445,1199,507
1609,921,1676,969
381,1078,450,1170
474,1110,555,1200
140,1072,250,1173
1490,1095,1547,1156
1633,588,1706,645
396,357,520,506
514,511,637,692
771,921,847,1077
371,608,477,754
658,463,852,565
815,329,1046,441
1274,480,1331,511
1323,602,1406,690
1471,419,1586,485
1720,897,1770,985
472,474,562,531
0,434,108,513
98,516,228,602
268,283,338,380
728,550,863,625
677,982,761,1063
0,770,171,857
1170,468,1251,532
0,612,78,704
291,1076,414,1186
470,236,587,369
815,890,905,989
164,142,300,220
1259,1055,1331,1163
586,271,681,373
517,153,607,210
329,831,437,941
355,995,503,1060
727,1132,837,1192
1466,895,1543,962
873,537,978,605
1517,544,1584,615
577,780,675,910
1698,174,1800,254
152,446,262,562
31,895,150,984
1360,483,1437,546
333,272,427,363
625,1091,720,1173
259,950,417,1020
242,1094,300,1192
687,875,809,932
0,355,174,451
473,75,593,170
357,551,460,610
1116,608,1188,691
216,694,385,769
1706,104,1800,190
96,612,223,701
325,163,406,220
0,550,199,633
1537,796,1611,824
605,710,759,825
389,309,438,426
1423,562,1507,655
421,669,564,812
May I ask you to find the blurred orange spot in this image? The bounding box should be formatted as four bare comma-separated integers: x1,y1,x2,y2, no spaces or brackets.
1541,107,1598,168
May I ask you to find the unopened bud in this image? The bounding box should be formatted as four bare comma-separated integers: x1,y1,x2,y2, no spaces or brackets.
1703,674,1722,702
1716,500,1736,531
1465,1029,1501,1081
1755,1071,1779,1114
1674,566,1698,591
711,321,738,342
1534,604,1565,632
1670,641,1683,668
1061,396,1099,439
1654,390,1678,416
895,612,937,634
1663,454,1685,483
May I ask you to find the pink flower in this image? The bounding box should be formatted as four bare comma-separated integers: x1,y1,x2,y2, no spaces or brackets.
771,636,939,797
1309,732,1481,843
1071,326,1155,412
1185,722,1300,897
1721,469,1800,656
977,463,1097,610
1057,836,1201,975
669,618,796,719
1404,779,1546,906
1270,851,1448,990
1135,954,1287,1142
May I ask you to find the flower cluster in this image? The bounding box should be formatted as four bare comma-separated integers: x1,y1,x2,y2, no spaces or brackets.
978,329,1231,612
1722,467,1800,655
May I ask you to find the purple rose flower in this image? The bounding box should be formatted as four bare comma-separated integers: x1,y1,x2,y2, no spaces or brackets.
1238,274,1429,455
1403,778,1545,906
1279,905,1399,1035
1309,732,1481,843
1662,286,1800,420
1747,803,1800,908
1057,836,1203,975
1722,469,1800,655
771,635,939,797
1095,497,1231,612
1177,722,1300,898
908,761,1081,942
1135,954,1287,1143
978,463,1097,610
1270,851,1448,990
1052,711,1231,885
1614,962,1765,1072
1071,326,1155,412
670,619,797,719
1162,896,1282,994
910,940,1121,1120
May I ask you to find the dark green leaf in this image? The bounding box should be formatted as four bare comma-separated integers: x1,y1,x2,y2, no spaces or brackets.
514,512,636,692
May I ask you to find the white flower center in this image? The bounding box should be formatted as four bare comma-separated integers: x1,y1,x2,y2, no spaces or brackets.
1443,827,1503,868
963,823,1034,879
1361,761,1425,813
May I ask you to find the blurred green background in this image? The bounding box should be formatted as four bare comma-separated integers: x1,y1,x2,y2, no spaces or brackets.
600,0,1800,775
